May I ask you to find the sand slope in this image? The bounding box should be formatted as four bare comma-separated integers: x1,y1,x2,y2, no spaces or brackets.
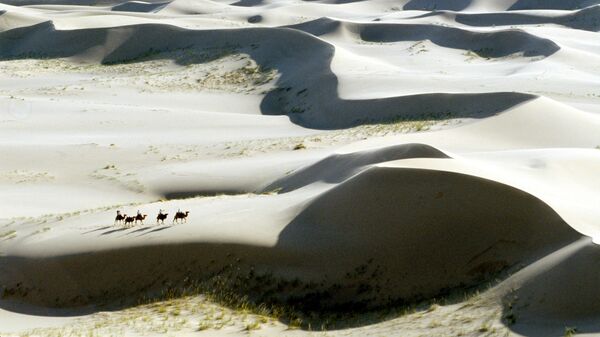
1,0,600,336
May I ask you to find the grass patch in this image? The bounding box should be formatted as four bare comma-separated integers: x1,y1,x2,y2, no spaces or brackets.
0,230,16,239
292,143,306,151
197,321,212,331
565,326,578,337
244,321,261,331
117,256,513,332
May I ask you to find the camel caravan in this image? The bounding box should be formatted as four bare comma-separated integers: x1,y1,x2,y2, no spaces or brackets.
114,209,189,227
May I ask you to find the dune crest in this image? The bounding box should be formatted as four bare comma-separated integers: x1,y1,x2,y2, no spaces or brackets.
1,0,600,336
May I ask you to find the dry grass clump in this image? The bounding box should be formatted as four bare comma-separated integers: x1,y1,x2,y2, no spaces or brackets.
293,143,307,150
195,56,278,93
564,326,578,337
90,165,145,193
1,45,279,97
0,230,17,240
122,257,507,332
0,170,54,184
217,116,457,159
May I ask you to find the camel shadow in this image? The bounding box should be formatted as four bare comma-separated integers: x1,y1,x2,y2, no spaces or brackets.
126,226,153,235
83,226,112,234
139,226,171,236
100,228,128,236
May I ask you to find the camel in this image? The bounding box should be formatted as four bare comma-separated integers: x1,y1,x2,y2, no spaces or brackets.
114,211,126,225
124,216,135,227
135,213,147,225
156,210,168,225
173,210,190,224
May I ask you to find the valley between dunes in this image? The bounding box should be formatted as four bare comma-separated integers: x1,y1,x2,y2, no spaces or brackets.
1,0,600,336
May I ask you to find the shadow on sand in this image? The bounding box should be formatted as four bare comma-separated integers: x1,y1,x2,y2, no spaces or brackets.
100,228,128,236
83,226,111,234
0,21,542,130
0,11,589,335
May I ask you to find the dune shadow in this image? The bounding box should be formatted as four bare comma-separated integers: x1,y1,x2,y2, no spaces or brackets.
231,0,263,6
0,21,542,129
263,143,450,193
501,238,600,337
508,0,600,10
0,299,99,317
0,239,507,331
271,167,582,329
163,190,243,199
455,6,600,32
111,1,171,13
0,0,103,5
403,0,471,11
354,23,560,57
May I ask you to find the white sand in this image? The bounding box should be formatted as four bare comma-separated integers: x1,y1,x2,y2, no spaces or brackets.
1,0,600,336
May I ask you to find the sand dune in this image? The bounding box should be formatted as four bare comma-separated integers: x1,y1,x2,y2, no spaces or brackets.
353,23,560,57
0,19,542,129
111,1,169,12
402,0,600,11
497,238,600,326
454,5,600,32
265,143,450,193
0,163,581,312
508,0,600,10
278,165,581,301
341,97,600,152
1,0,600,336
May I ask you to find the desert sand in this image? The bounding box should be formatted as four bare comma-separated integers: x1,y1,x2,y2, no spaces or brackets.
1,0,600,336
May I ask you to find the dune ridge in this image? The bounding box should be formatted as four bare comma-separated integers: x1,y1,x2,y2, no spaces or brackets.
1,0,600,336
0,19,540,129
0,155,583,311
453,5,600,32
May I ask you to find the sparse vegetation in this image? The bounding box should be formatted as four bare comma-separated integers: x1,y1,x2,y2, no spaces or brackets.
215,116,456,159
478,322,491,332
565,326,578,337
502,289,518,326
29,227,51,237
90,165,145,193
293,143,306,150
197,58,278,92
0,230,16,240
244,320,261,331
0,170,54,184
1,46,278,96
197,321,212,331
